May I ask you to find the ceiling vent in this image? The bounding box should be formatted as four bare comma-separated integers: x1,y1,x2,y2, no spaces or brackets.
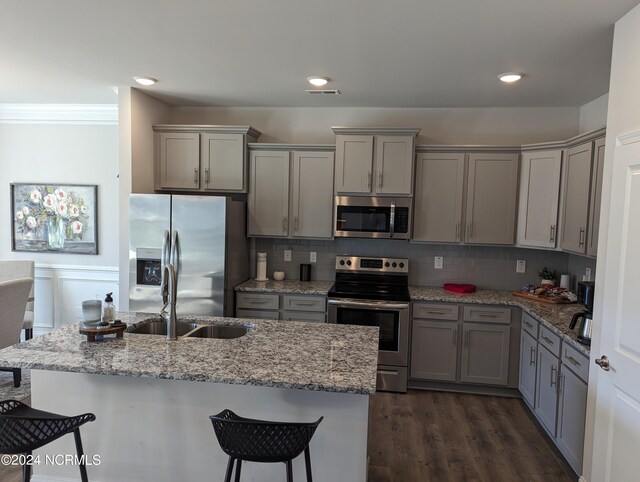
305,89,341,95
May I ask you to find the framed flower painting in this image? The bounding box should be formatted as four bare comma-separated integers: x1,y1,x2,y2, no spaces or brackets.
11,183,98,255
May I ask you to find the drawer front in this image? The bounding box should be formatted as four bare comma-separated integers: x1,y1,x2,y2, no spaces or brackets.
282,311,326,323
521,312,539,337
282,295,326,312
463,305,511,324
562,343,589,382
538,325,562,357
237,293,280,310
413,303,459,321
236,308,280,320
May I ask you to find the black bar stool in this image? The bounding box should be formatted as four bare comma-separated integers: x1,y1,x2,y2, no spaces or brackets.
0,399,96,482
210,409,323,482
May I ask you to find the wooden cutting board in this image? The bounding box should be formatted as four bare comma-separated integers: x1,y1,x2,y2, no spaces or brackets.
512,290,574,304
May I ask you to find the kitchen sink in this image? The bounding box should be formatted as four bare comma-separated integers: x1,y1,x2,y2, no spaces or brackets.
126,320,199,336
184,324,250,339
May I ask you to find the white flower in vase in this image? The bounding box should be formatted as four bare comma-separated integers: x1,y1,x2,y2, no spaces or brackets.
69,205,80,217
43,194,57,211
25,216,37,229
80,205,88,215
54,188,67,202
22,206,30,216
29,190,41,204
71,220,83,235
56,202,68,217
15,210,24,221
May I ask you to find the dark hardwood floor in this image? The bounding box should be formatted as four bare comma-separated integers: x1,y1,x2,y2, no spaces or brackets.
368,389,577,482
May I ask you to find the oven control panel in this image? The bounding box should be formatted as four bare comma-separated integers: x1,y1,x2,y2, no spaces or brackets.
335,256,409,273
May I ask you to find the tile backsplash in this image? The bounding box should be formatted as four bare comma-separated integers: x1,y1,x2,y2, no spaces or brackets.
251,238,596,291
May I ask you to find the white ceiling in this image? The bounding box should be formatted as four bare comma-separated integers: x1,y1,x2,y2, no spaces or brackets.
1,0,638,108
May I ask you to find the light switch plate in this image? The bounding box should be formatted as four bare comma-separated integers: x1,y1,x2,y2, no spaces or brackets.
434,256,444,270
284,250,292,262
310,252,317,263
516,260,526,273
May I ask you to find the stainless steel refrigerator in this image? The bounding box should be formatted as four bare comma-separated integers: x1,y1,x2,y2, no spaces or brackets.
129,194,248,316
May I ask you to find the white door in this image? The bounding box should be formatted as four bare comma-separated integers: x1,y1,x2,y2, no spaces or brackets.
588,134,640,481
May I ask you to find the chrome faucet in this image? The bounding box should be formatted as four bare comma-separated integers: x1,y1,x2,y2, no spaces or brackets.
160,263,178,340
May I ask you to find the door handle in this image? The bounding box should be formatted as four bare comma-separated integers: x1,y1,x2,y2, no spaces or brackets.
550,225,556,243
579,227,585,247
595,355,610,371
161,229,170,298
170,230,179,275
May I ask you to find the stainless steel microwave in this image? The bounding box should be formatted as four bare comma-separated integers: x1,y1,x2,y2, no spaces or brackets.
334,196,412,239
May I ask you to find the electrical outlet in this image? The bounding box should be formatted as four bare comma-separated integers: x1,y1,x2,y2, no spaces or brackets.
310,252,317,263
585,268,592,281
284,250,292,262
434,256,444,270
516,260,526,273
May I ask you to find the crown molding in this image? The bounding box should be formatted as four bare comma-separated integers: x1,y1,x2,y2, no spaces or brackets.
152,124,262,138
616,129,640,147
331,126,421,136
0,104,118,125
248,143,335,151
415,144,521,153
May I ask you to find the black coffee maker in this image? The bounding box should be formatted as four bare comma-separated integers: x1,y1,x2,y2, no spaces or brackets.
571,281,595,345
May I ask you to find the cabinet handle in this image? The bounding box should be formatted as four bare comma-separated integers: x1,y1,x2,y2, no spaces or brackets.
425,310,445,315
542,335,553,346
467,223,473,239
379,173,383,189
557,373,564,395
550,225,556,243
579,227,585,247
205,168,210,184
478,313,499,318
452,328,458,345
294,217,299,232
194,168,199,185
565,353,581,366
524,320,533,329
530,346,536,366
248,300,268,305
550,365,557,388
367,172,372,189
294,301,317,307
283,217,288,234
455,222,460,241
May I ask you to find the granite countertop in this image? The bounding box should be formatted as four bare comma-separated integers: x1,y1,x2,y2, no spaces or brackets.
0,312,378,395
409,287,591,357
235,279,333,295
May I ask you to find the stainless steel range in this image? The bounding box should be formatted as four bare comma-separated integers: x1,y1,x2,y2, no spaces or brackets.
327,256,409,393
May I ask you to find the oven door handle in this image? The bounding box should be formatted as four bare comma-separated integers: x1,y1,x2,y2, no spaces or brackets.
328,299,409,310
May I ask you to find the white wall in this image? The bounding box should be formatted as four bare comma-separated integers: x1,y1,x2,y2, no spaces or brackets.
0,105,119,332
171,106,580,145
579,93,609,133
583,4,640,481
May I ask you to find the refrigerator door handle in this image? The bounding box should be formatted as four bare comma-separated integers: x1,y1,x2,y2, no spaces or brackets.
162,230,171,269
170,230,180,276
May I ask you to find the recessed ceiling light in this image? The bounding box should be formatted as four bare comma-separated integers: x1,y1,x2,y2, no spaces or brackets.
133,76,158,86
498,72,523,83
307,76,330,87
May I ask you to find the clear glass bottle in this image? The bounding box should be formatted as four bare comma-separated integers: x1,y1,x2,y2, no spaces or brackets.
103,292,115,323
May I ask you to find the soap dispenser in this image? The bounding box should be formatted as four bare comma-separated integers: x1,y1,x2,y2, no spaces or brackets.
103,292,115,323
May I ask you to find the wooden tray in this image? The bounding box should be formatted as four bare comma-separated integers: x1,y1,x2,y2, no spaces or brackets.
79,323,127,341
512,290,574,304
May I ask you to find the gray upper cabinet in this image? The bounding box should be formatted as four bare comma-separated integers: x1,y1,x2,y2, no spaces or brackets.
153,125,260,193
465,153,519,245
248,147,335,239
333,128,419,196
587,137,606,256
413,152,465,242
156,132,201,190
201,133,245,191
248,151,290,237
291,151,335,238
517,150,562,248
560,141,594,254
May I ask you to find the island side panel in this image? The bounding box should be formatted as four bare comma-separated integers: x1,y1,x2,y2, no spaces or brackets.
31,370,369,482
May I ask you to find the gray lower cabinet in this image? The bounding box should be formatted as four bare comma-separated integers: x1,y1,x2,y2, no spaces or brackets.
460,322,510,385
410,319,458,381
556,364,588,473
519,329,537,407
236,292,326,322
410,303,512,387
534,344,560,436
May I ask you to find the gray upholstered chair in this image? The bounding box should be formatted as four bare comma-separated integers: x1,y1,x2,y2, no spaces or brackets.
0,278,32,387
0,261,35,340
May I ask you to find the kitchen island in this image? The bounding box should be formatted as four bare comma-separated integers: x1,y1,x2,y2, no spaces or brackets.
0,313,378,482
